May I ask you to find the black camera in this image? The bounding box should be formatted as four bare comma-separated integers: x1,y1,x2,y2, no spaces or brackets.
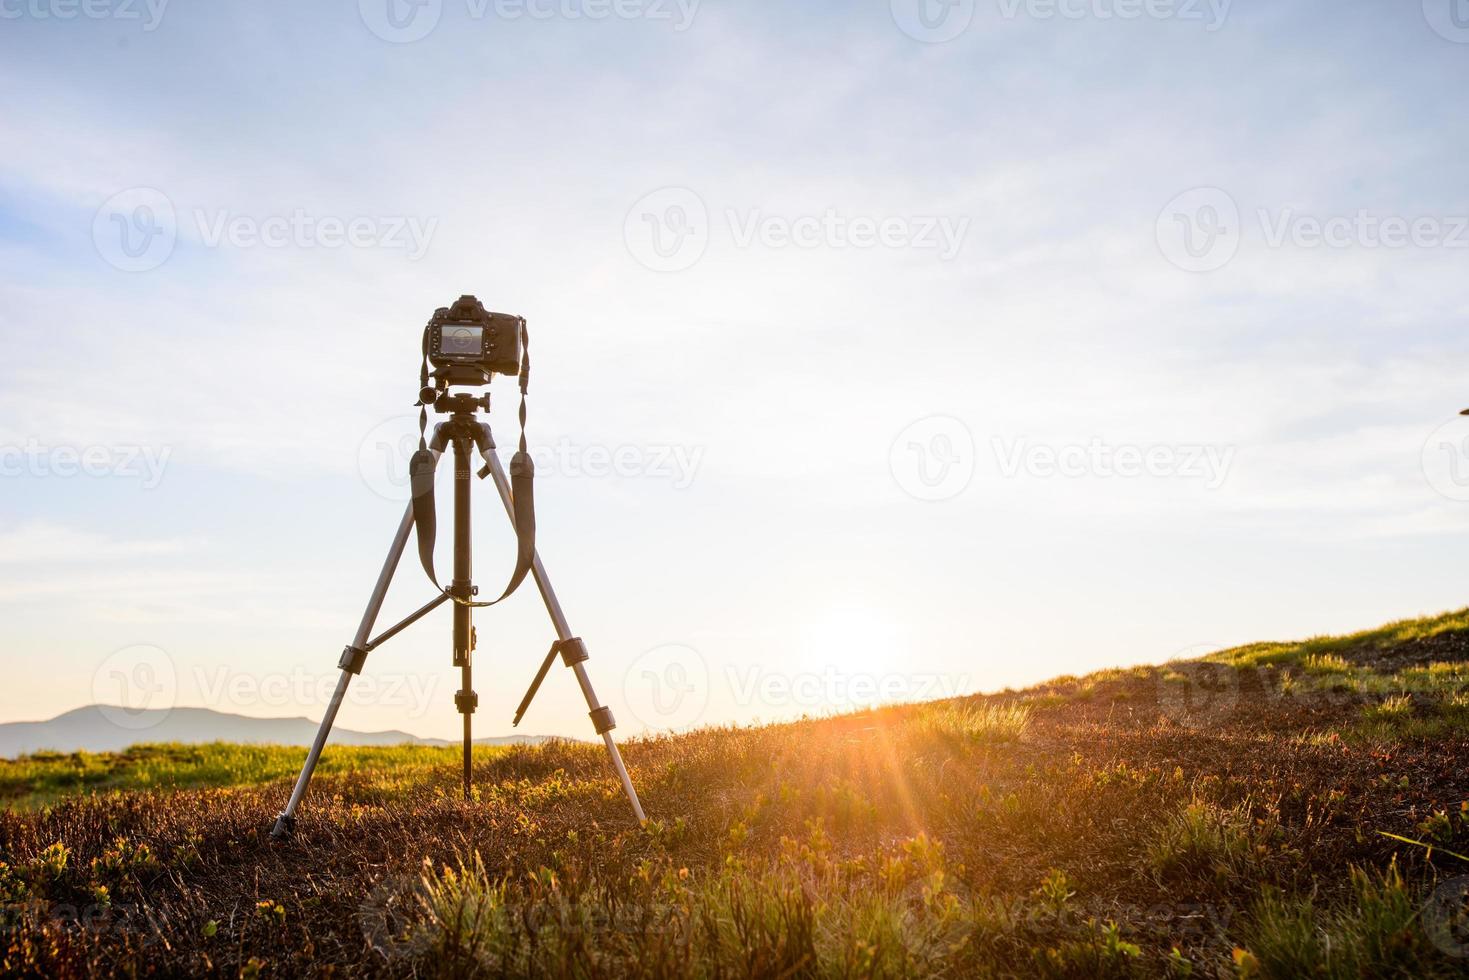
425,295,524,387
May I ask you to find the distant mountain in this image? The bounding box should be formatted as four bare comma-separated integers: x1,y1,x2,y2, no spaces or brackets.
0,705,561,759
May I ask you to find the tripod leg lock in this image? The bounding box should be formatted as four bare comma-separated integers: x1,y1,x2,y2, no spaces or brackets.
557,637,590,667
589,706,616,735
337,645,369,675
271,813,296,839
455,690,479,715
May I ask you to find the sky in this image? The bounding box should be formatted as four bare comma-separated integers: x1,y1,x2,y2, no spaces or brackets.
1,0,1468,744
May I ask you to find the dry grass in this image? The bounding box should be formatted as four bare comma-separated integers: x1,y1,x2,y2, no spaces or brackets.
4,610,1469,976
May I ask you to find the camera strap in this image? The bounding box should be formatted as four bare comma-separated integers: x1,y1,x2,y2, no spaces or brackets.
409,320,536,608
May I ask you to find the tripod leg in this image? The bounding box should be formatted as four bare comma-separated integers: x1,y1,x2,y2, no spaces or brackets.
272,428,450,839
450,433,477,802
271,503,415,837
477,438,647,824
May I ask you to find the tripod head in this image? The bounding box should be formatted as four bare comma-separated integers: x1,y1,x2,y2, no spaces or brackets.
429,391,492,416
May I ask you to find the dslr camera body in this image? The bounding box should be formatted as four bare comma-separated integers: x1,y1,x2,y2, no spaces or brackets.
425,295,524,388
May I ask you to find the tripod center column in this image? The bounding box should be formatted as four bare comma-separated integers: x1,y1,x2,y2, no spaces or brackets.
451,429,475,671
451,424,479,802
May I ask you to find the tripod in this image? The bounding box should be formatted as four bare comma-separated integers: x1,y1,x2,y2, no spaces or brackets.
271,395,645,837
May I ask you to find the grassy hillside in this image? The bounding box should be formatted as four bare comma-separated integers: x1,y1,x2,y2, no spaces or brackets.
4,611,1469,977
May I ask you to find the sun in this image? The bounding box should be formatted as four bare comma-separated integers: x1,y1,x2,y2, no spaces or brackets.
793,604,908,709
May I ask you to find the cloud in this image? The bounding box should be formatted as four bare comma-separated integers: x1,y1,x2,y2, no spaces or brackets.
0,522,199,565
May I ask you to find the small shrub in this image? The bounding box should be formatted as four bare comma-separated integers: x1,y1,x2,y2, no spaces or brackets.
1304,654,1352,675
916,702,1031,743
1035,868,1075,914
411,854,516,973
1033,919,1141,979
1396,662,1469,694
1363,695,1414,721
1236,862,1451,979
1147,800,1256,885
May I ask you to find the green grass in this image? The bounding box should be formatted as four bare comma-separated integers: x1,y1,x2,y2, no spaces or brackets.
1362,694,1415,722
1303,653,1353,675
405,828,979,977
1235,862,1455,979
1210,608,1469,670
1146,799,1262,886
1184,608,1469,746
0,742,509,808
1397,662,1469,692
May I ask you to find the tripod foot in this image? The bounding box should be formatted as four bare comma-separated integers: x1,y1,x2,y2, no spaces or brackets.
270,813,297,840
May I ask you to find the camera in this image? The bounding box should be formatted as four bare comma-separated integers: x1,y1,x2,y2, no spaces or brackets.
425,295,524,387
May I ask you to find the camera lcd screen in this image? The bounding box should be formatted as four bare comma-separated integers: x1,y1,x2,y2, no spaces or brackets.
441,326,483,356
